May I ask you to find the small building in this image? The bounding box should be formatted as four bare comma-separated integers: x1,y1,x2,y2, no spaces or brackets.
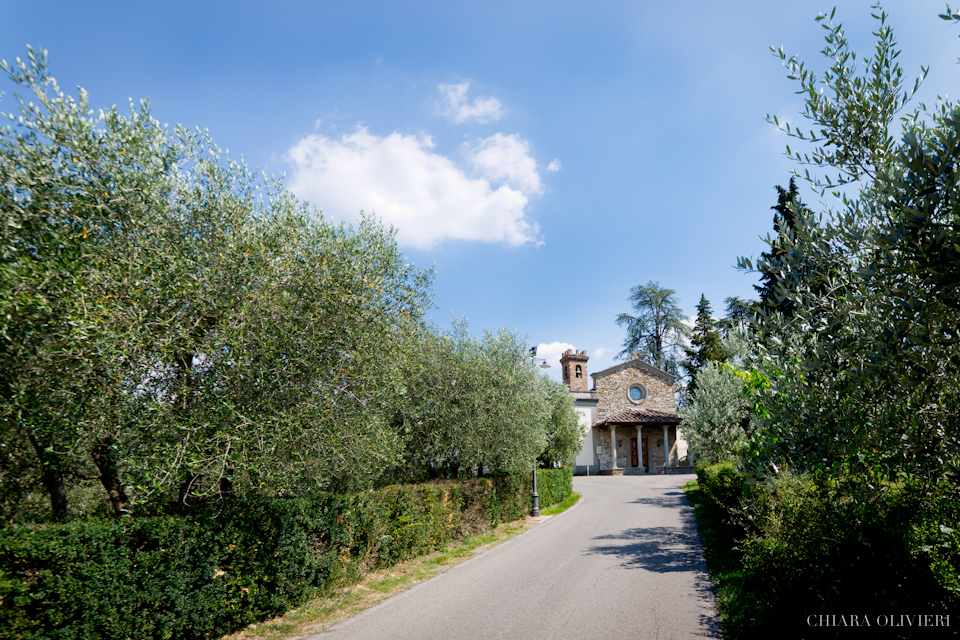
562,349,690,475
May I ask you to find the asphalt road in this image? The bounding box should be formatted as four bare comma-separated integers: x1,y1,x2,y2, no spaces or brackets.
312,474,722,639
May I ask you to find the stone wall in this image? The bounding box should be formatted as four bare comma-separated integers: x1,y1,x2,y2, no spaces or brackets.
594,365,675,422
644,425,679,468
560,349,590,392
662,466,695,475
596,428,625,470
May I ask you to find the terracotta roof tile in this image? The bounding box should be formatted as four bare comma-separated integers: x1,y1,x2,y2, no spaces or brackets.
593,408,682,427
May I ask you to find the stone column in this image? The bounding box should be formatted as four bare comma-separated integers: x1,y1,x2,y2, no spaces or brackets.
609,425,618,469
663,425,671,469
637,426,644,472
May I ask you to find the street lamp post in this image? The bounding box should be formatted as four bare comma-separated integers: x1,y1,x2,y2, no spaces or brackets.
527,346,549,518
531,462,540,518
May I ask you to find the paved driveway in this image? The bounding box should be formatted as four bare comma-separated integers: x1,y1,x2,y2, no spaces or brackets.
313,474,722,639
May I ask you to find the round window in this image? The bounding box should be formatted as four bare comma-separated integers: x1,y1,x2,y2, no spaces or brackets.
628,384,646,403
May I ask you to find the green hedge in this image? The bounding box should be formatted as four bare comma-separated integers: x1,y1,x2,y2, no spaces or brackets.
536,467,573,511
694,461,960,639
0,469,572,640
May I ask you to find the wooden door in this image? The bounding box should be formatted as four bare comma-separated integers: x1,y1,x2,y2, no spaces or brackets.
630,436,638,467
642,436,649,469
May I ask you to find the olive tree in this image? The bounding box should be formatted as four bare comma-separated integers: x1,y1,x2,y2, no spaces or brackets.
739,6,960,490
390,320,580,480
0,48,433,518
679,362,750,464
537,374,584,468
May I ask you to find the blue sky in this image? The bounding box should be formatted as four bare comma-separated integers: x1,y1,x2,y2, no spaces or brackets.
3,0,957,379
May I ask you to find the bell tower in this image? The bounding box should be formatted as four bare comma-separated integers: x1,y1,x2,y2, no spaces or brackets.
560,349,589,392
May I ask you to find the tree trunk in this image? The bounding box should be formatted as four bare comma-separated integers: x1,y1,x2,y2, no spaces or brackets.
178,473,202,506
27,431,68,521
91,437,129,516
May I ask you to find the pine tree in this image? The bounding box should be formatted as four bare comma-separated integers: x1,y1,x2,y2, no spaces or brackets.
754,177,802,314
718,296,754,335
682,294,727,398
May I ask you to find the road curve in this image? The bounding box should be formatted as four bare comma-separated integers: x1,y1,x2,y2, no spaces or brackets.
312,474,722,639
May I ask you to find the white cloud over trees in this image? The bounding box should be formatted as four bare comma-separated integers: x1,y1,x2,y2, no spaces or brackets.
466,133,542,195
286,82,561,249
286,127,543,249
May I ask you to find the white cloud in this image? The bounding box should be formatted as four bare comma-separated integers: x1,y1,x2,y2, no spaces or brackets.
438,82,504,124
466,133,542,195
547,159,562,172
593,347,610,358
536,342,575,371
286,127,541,249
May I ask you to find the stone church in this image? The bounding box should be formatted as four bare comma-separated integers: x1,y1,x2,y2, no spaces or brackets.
560,349,690,475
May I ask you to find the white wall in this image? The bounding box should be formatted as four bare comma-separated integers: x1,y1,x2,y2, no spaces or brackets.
572,405,597,469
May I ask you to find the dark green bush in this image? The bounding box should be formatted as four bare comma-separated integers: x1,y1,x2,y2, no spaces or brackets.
0,496,338,640
696,459,747,515
693,465,960,639
357,484,462,568
535,467,573,510
486,474,527,525
0,469,573,640
736,478,958,638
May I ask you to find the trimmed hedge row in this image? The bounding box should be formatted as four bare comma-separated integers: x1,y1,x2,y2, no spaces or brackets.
536,467,574,511
0,470,572,640
695,461,960,639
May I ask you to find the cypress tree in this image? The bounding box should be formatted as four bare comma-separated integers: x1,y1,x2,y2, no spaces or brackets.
754,177,802,314
682,294,726,398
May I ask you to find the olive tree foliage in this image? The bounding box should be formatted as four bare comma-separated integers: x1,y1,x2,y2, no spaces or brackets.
0,48,433,519
679,362,750,465
538,376,584,468
123,209,431,501
0,48,181,519
389,319,582,480
738,6,960,491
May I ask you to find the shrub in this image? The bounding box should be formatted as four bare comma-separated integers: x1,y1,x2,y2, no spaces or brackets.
0,469,573,640
0,498,328,640
696,460,747,515
536,467,574,510
747,481,955,636
697,471,960,639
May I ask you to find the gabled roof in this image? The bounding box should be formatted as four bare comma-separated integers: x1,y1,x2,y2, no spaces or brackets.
590,358,677,385
593,408,682,427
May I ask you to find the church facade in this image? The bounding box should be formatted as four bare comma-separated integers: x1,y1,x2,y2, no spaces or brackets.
561,349,690,475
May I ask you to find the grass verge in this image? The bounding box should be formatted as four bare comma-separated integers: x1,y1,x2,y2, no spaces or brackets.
542,491,579,515
683,480,747,638
221,493,581,640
